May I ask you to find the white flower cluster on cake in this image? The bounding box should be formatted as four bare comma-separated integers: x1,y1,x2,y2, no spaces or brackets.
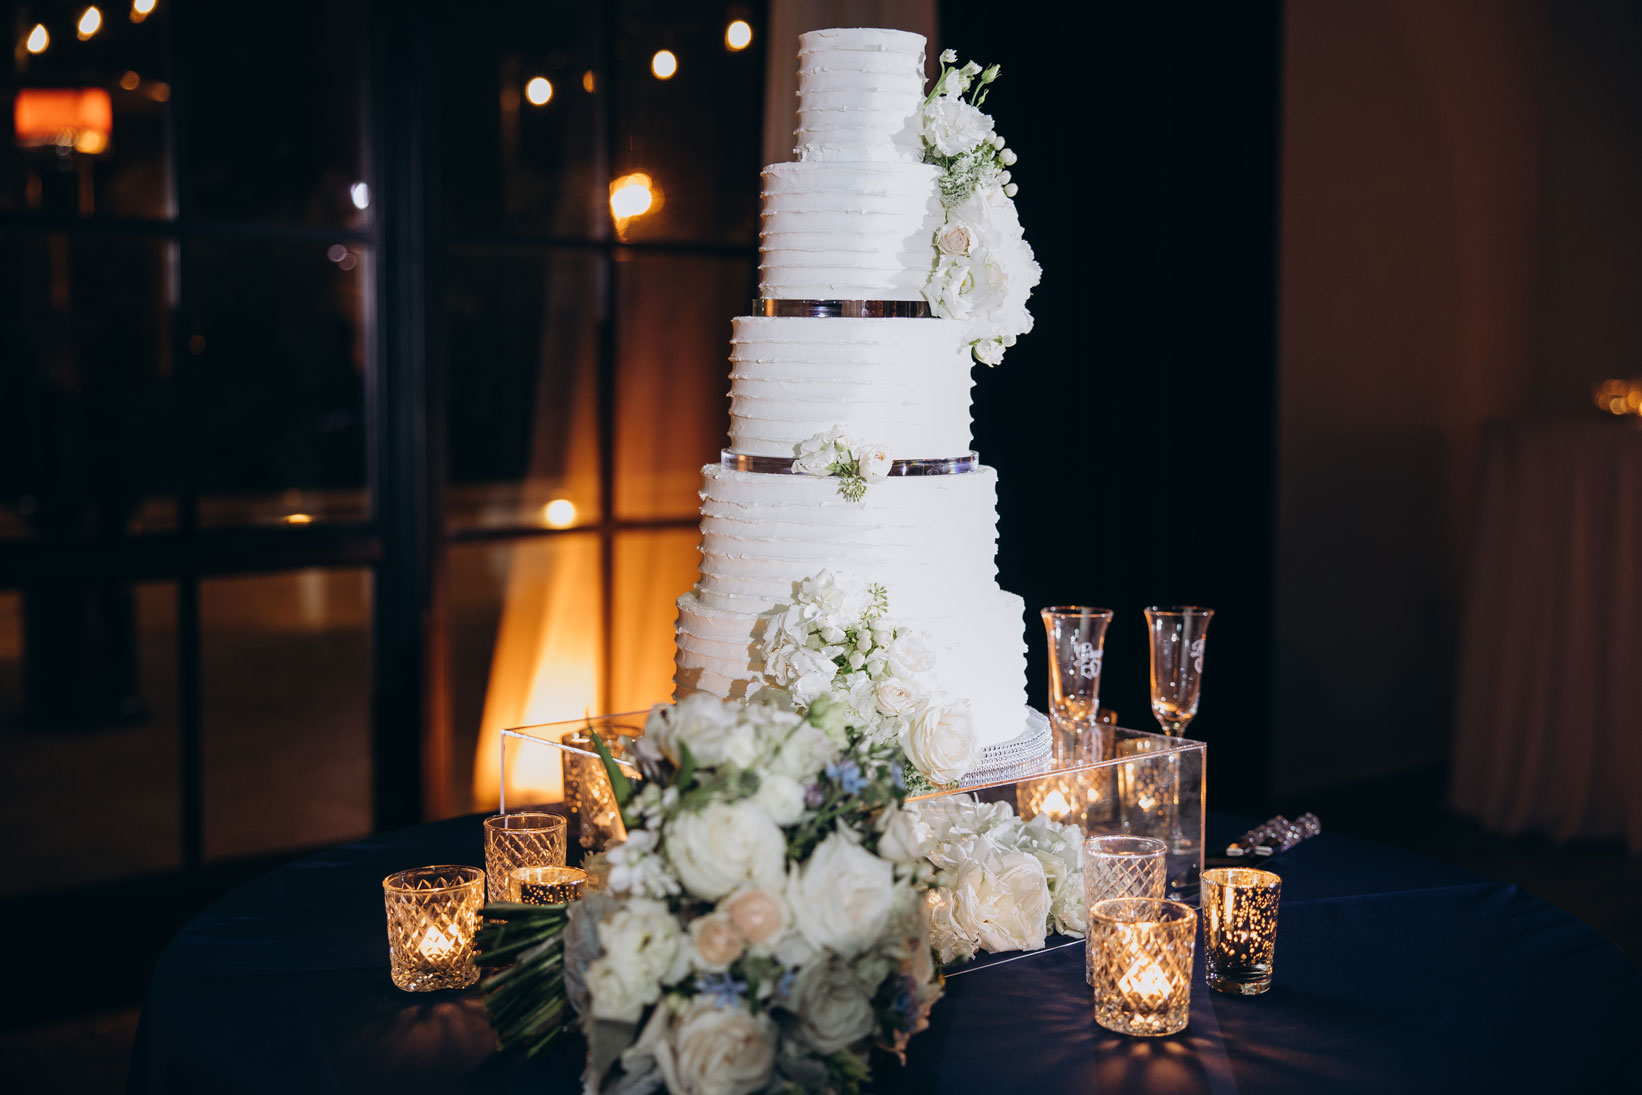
559,695,943,1095
756,571,979,790
792,428,891,503
918,795,1087,964
920,49,1041,367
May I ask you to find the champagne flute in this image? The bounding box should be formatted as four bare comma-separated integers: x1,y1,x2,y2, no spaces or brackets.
1040,606,1115,729
1144,606,1213,737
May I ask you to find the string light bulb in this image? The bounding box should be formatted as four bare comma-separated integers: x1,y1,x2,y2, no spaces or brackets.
525,76,553,106
726,21,752,51
77,6,103,40
25,24,48,53
131,0,156,22
651,50,677,79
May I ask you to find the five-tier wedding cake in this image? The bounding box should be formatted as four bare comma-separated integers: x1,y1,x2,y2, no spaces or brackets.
673,28,1040,784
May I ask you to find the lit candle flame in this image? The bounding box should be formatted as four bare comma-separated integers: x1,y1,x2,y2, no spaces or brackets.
1118,955,1174,1005
418,923,458,960
1039,788,1071,822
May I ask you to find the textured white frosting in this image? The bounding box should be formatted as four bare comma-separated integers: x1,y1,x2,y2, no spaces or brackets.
795,28,926,163
728,316,973,458
672,465,1028,749
759,162,942,301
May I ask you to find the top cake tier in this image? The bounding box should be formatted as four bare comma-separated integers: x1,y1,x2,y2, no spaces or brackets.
795,28,926,163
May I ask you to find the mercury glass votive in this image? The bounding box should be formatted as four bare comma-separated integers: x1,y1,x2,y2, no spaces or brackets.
483,811,568,903
509,865,588,905
1201,867,1282,995
1083,836,1168,984
1089,897,1196,1037
383,865,485,992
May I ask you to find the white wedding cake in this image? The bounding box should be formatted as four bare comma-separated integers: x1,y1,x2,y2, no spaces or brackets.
673,28,1040,778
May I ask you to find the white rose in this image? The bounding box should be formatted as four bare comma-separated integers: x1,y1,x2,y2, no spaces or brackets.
653,999,776,1095
755,772,806,826
689,912,744,972
858,445,892,482
762,720,834,781
952,851,1050,954
667,801,787,900
972,338,1005,367
922,96,994,156
589,898,689,1022
874,677,920,717
788,830,896,957
653,693,761,769
924,253,975,320
876,802,925,864
935,222,973,256
899,701,977,785
791,957,876,1053
886,633,936,679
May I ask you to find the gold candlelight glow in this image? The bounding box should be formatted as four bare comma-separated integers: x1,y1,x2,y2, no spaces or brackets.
651,50,678,79
382,865,485,992
1089,897,1195,1037
1202,867,1282,995
483,811,568,903
510,865,587,904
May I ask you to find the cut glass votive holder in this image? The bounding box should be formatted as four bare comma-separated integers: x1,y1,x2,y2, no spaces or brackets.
483,811,568,903
383,865,485,992
1083,835,1168,985
509,865,587,905
1089,897,1196,1037
1202,867,1282,995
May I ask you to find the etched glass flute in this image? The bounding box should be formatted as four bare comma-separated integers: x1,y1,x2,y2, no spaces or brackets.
483,811,568,903
1042,606,1115,729
1201,867,1282,995
1083,835,1168,984
1144,606,1213,736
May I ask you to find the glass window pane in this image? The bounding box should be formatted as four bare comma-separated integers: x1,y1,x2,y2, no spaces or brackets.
179,1,367,226
441,1,607,240
613,252,749,518
450,534,604,813
0,234,178,539
3,7,173,219
611,3,764,245
188,239,368,527
200,569,372,860
0,583,180,895
445,248,602,532
611,528,699,713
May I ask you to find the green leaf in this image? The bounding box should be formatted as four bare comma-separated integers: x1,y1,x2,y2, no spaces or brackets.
587,725,634,810
675,739,697,792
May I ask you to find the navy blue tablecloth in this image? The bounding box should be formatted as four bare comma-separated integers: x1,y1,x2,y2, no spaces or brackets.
129,813,1642,1093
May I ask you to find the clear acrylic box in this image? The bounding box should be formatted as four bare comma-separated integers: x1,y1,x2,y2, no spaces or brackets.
498,710,1206,898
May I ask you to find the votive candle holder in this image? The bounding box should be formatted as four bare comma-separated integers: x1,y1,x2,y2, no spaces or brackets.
1083,835,1168,984
483,811,568,903
509,865,587,905
382,865,485,992
1089,897,1196,1037
1201,867,1282,995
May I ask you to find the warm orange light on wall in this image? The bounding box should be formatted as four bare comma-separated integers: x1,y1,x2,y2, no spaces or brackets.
13,88,113,155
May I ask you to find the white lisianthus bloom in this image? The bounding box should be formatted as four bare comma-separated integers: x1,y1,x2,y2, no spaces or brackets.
874,677,921,717
899,700,977,785
761,719,834,781
939,48,957,64
972,338,1005,366
935,221,974,257
666,800,787,900
588,898,689,1022
755,772,807,826
791,956,877,1053
922,95,995,156
951,850,1051,954
924,253,975,320
651,998,777,1095
857,445,892,482
689,912,745,972
788,830,897,957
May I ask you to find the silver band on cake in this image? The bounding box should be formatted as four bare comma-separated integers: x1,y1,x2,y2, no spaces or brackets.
754,298,934,319
721,450,981,476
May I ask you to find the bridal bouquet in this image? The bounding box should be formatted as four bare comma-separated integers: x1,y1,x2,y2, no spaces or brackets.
919,49,1041,367
754,571,979,790
478,695,943,1095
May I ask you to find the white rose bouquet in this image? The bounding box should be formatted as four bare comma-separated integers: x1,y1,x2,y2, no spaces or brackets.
919,51,1041,366
755,570,978,793
793,428,891,502
476,695,943,1095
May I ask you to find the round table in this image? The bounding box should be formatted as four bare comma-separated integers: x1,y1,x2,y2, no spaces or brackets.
129,813,1642,1094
